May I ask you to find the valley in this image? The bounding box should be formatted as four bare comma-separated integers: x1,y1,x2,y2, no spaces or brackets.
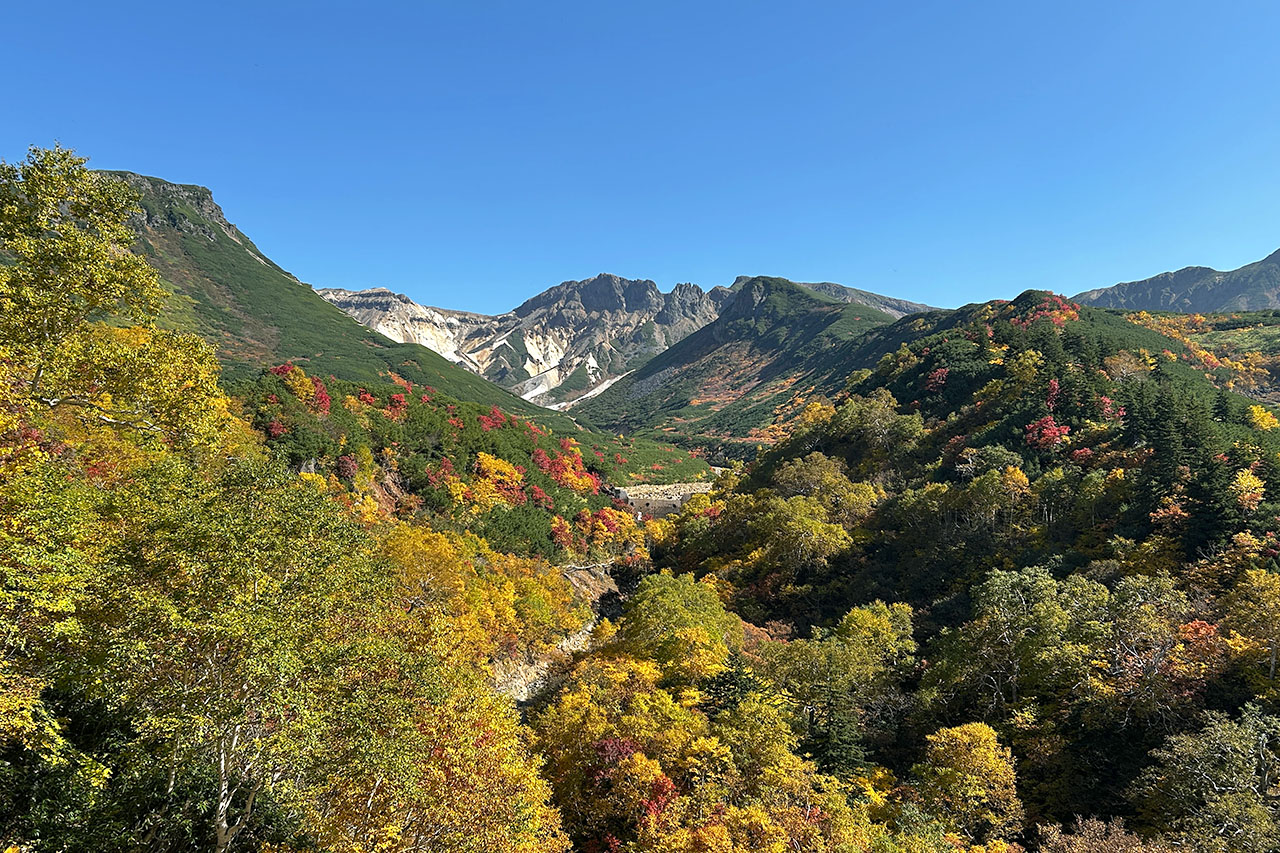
8,150,1280,853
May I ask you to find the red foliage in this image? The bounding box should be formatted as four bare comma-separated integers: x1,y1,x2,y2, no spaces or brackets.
1025,415,1070,450
614,453,627,465
310,377,331,415
1099,395,1126,420
387,393,408,421
266,419,288,438
942,434,968,461
426,457,455,487
1046,378,1060,411
336,454,358,480
641,774,678,820
357,389,378,406
529,485,554,510
1071,447,1095,464
478,405,509,431
925,367,949,392
550,515,575,550
532,445,600,493
1009,293,1080,329
268,362,296,376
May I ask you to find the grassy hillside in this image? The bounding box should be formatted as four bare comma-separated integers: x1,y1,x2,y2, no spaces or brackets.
110,171,577,430
574,277,896,449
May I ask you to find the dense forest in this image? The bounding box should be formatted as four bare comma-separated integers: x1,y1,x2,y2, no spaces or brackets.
5,148,1280,852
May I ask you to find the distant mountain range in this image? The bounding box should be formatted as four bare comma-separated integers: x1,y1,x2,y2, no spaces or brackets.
1076,247,1280,312
319,277,933,406
317,276,734,407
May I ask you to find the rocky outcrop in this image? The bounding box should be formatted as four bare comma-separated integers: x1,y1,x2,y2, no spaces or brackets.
111,172,274,263
319,274,733,405
616,482,713,518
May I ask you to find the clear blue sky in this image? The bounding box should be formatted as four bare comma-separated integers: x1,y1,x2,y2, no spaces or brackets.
5,1,1280,314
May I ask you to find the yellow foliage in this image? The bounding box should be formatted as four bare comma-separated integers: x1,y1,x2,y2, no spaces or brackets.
1249,404,1279,431
281,365,315,403
1230,468,1266,513
914,722,1023,842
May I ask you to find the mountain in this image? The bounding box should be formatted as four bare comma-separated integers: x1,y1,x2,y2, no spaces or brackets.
318,275,734,407
573,277,898,448
1075,247,1280,312
732,276,935,318
110,172,571,425
319,275,932,407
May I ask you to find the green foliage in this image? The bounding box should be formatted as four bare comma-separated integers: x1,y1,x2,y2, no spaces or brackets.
1132,705,1280,851
617,573,744,684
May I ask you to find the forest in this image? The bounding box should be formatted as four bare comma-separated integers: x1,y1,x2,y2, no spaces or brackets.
5,149,1280,852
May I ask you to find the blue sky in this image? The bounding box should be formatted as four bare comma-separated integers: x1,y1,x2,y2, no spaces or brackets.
4,1,1279,313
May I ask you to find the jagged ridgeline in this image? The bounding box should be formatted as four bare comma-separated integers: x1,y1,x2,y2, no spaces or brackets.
318,275,736,407
107,171,576,429
317,274,933,408
15,149,1280,851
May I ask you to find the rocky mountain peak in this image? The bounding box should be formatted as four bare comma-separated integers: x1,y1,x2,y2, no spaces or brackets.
319,274,737,406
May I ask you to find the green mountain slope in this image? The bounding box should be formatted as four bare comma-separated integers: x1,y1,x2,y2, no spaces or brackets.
1075,247,1280,312
731,275,936,317
110,171,572,427
574,277,896,446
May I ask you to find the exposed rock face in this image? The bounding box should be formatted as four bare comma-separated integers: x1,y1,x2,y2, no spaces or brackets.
1075,248,1280,312
319,274,733,405
616,482,713,518
319,273,933,406
113,172,274,264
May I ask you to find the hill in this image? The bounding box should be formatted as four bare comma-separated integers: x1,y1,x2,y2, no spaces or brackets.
109,172,573,427
1076,246,1280,312
732,275,936,317
573,276,897,448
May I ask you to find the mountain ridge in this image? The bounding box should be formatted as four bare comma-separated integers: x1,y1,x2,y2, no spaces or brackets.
320,275,933,406
318,274,734,406
1076,246,1280,312
573,276,899,448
